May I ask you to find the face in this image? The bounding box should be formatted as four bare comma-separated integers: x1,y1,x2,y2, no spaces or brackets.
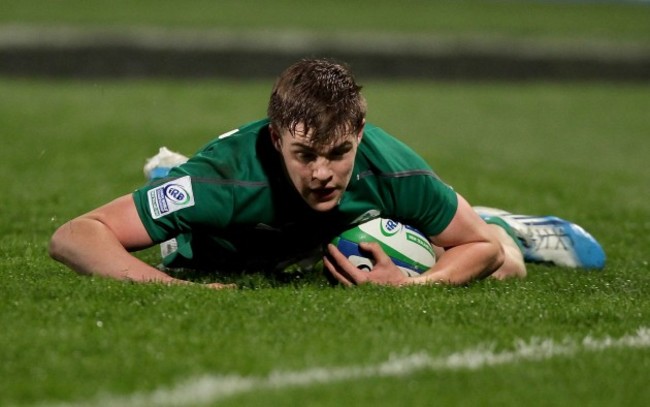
272,123,363,212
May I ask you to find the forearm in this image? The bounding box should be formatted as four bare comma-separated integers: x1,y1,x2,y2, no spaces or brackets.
49,217,182,284
414,240,505,285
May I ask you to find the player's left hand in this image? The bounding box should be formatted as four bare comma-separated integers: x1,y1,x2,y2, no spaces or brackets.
324,242,410,286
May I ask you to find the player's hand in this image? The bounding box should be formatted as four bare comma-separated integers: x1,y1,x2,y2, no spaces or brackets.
324,242,410,286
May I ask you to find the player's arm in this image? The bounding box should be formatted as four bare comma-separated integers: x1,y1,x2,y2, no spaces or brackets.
325,193,504,286
49,194,189,284
416,193,505,284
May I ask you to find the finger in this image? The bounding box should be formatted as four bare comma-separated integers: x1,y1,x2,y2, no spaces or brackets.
327,244,368,283
323,255,354,286
356,242,411,286
358,241,392,267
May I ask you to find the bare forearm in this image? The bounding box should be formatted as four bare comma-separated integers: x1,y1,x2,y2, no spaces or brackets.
49,218,181,284
414,241,504,285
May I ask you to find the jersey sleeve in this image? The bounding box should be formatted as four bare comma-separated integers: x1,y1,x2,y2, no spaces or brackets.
361,124,458,237
132,157,234,243
396,172,458,237
133,119,273,244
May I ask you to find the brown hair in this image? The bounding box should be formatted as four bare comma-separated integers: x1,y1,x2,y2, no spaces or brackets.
267,58,367,146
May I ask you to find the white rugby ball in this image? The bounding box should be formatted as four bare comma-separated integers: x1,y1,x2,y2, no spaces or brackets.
331,218,436,277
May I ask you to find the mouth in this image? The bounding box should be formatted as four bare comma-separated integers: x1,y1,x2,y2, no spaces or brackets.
310,186,337,201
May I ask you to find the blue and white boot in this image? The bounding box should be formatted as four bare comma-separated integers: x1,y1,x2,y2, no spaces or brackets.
143,146,189,181
473,206,606,270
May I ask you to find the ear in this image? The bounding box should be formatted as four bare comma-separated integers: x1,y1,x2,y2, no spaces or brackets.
356,119,365,143
269,125,282,151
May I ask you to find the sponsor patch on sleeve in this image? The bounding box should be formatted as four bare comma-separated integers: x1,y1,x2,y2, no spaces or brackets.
147,175,195,219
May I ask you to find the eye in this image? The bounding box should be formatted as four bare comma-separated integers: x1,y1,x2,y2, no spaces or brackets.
328,145,353,160
328,151,345,160
295,151,317,163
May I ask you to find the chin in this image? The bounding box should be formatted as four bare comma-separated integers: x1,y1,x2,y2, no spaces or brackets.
306,197,340,212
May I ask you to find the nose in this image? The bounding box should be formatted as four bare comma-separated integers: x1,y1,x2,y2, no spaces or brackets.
311,158,333,181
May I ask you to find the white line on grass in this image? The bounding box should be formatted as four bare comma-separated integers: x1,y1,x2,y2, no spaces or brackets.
41,327,650,407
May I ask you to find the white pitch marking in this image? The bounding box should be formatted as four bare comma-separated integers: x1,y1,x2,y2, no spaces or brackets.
39,327,650,407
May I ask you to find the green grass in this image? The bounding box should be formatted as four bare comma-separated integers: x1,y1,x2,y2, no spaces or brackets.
1,78,649,406
2,0,649,43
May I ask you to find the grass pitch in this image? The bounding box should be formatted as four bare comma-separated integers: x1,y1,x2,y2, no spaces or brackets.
3,0,650,43
1,79,649,406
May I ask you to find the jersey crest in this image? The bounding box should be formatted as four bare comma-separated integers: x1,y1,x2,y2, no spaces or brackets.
147,176,195,219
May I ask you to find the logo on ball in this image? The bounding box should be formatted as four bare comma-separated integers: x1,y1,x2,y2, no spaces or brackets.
380,218,400,237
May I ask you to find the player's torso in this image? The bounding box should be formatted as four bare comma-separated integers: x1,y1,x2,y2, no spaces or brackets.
138,119,456,269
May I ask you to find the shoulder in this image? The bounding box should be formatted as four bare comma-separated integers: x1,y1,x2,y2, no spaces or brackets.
197,118,270,155
355,123,457,236
180,118,273,181
359,123,432,173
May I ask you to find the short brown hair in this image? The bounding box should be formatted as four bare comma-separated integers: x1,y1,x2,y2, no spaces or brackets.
267,58,367,146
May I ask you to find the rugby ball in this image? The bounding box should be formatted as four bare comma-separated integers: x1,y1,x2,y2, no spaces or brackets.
331,218,436,277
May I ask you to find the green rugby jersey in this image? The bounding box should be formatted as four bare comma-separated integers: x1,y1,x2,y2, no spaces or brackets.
132,119,457,270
